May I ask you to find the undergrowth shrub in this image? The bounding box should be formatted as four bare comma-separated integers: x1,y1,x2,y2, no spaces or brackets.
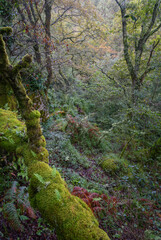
102,104,161,165
48,90,90,116
71,186,161,240
47,131,90,168
66,114,109,151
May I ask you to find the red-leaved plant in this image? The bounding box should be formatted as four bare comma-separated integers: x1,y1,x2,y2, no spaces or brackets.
66,115,102,149
71,186,118,217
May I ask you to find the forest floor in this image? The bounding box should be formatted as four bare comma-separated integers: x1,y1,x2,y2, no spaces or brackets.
0,117,160,240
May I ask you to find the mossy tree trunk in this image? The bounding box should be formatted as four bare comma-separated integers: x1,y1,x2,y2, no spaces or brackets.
0,27,110,240
0,28,17,110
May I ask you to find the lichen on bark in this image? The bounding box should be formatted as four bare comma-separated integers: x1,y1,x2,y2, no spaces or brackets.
0,28,110,240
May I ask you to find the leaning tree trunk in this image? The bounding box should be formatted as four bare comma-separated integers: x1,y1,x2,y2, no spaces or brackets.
0,27,110,240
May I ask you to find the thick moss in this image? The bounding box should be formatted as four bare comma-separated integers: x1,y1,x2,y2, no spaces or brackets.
39,135,46,147
28,161,65,185
12,55,32,76
28,161,110,239
0,108,27,151
27,110,41,119
29,178,109,240
0,34,10,69
16,145,49,166
101,158,118,173
101,154,129,175
34,185,109,240
0,82,17,110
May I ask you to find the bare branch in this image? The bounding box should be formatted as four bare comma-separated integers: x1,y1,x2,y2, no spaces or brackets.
96,64,127,97
139,40,160,84
51,6,73,25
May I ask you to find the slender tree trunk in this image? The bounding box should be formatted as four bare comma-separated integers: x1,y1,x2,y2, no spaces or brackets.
44,0,53,95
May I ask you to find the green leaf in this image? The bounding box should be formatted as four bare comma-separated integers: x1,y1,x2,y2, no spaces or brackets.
52,165,57,177
34,173,45,184
93,197,102,201
31,150,37,157
131,15,137,21
19,215,29,221
124,15,130,18
8,136,15,144
55,189,61,201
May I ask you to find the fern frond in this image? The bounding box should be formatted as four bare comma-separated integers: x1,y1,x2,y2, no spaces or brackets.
34,173,46,184
55,189,61,201
4,181,18,201
3,202,24,232
52,165,57,177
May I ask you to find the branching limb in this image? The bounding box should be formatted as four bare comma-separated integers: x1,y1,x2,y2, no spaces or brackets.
96,64,127,97
139,40,160,84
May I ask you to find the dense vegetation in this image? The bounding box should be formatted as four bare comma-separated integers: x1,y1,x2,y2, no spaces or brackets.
0,0,160,239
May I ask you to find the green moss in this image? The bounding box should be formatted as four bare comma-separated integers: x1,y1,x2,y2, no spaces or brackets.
0,108,27,152
12,55,32,75
25,110,41,128
0,82,17,110
17,144,49,166
39,135,46,147
101,158,118,173
100,154,129,175
26,118,40,127
27,110,41,119
29,182,110,240
28,162,65,184
27,161,110,240
37,147,49,162
0,34,10,69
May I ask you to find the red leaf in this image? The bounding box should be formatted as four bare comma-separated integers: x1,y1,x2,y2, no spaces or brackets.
26,207,37,219
90,193,100,198
11,173,16,177
93,207,103,212
92,201,101,207
101,194,108,201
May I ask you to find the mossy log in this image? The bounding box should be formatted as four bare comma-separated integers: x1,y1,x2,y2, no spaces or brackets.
0,28,110,240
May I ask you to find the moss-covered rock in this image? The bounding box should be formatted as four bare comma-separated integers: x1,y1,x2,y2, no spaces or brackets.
100,154,129,175
0,108,27,151
101,158,118,173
